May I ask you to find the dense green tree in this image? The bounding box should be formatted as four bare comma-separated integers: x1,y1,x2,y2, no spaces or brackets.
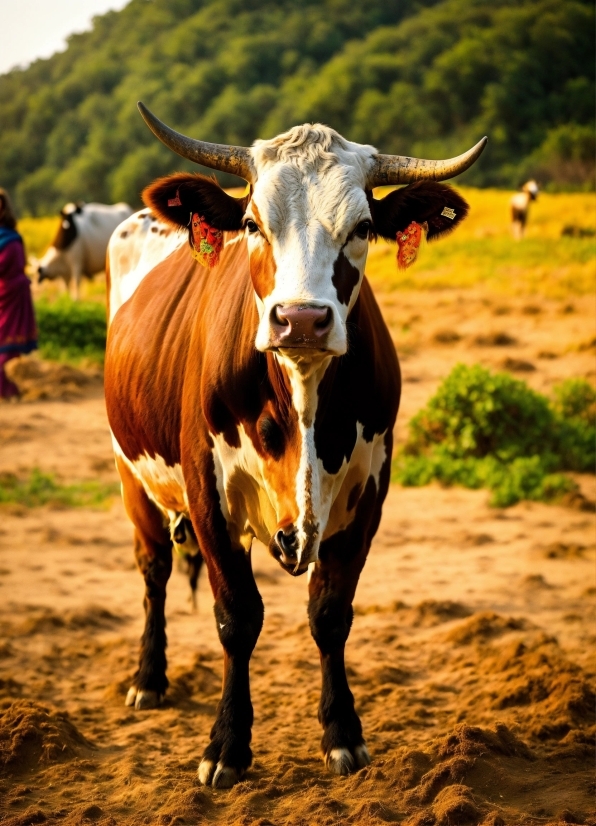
0,0,593,215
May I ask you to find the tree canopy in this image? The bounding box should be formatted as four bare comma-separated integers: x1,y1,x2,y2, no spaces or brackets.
1,0,593,215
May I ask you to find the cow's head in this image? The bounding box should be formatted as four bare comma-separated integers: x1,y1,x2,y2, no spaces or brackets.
522,180,539,201
140,105,485,363
139,104,486,572
37,203,83,282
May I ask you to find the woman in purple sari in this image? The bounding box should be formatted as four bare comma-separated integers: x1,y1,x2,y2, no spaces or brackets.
0,188,37,399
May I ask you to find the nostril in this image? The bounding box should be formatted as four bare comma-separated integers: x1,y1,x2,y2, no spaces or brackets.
276,528,298,560
314,307,332,329
273,305,290,327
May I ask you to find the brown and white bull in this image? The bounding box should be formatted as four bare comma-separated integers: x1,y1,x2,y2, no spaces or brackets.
104,103,486,788
36,201,132,299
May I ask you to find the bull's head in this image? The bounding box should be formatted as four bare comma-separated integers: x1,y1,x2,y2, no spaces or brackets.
140,104,485,362
139,103,486,572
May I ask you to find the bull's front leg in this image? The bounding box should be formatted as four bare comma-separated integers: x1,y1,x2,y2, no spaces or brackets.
308,548,371,775
197,550,264,788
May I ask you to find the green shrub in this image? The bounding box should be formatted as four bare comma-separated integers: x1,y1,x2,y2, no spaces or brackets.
552,377,596,422
35,297,106,363
0,469,119,508
394,365,595,506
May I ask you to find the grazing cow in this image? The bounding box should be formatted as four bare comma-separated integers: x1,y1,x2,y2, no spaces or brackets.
511,180,539,239
104,103,486,788
37,202,132,299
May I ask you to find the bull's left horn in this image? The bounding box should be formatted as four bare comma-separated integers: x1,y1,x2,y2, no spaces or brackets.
137,101,256,183
368,137,488,187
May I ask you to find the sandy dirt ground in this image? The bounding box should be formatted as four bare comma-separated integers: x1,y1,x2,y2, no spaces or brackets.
0,287,594,826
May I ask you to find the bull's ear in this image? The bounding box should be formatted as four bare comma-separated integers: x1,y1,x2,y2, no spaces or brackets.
371,181,469,241
142,172,248,231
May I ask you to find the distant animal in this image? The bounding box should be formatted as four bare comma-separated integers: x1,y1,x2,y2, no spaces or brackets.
561,224,596,238
36,202,133,299
511,180,539,239
105,102,486,789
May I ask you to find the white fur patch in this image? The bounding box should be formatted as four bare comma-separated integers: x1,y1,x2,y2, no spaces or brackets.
107,211,186,322
111,435,188,535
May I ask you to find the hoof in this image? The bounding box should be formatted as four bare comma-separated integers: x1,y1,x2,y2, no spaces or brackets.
198,759,242,789
125,686,161,710
354,744,372,768
197,759,215,786
326,744,371,776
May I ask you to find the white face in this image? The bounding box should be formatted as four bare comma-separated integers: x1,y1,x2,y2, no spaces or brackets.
245,127,376,357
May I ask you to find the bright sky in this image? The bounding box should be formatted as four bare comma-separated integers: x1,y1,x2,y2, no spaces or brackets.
0,0,130,75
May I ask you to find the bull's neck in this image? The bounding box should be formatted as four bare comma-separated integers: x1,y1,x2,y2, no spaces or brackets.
275,352,331,427
275,352,332,564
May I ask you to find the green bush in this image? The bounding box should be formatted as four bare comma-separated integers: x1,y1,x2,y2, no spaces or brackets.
394,364,595,506
35,297,106,363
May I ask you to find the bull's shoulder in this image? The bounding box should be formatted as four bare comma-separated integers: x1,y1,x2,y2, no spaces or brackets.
105,235,251,466
314,278,400,474
105,243,202,464
107,209,185,322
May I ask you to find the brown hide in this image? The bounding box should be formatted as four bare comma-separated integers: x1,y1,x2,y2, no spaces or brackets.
106,235,399,484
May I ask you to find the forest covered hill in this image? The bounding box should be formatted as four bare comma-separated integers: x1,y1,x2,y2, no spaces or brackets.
1,0,593,215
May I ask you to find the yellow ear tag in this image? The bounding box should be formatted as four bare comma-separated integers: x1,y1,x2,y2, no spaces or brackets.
396,221,427,270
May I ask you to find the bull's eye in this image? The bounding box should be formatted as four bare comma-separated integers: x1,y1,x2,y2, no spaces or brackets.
246,219,260,234
353,220,372,240
258,416,284,459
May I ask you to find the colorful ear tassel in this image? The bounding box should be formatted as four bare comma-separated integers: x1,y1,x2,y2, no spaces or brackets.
190,214,223,268
396,221,426,270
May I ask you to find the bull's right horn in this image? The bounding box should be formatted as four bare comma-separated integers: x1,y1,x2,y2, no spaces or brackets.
138,102,256,183
368,137,488,187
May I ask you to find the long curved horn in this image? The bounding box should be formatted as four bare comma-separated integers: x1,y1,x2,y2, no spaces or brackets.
368,137,488,187
137,101,255,183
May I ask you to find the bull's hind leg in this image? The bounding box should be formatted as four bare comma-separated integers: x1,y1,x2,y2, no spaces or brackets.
117,457,173,710
308,550,371,776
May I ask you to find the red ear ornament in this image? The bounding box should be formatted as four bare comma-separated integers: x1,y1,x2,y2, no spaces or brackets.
396,221,427,270
190,214,223,268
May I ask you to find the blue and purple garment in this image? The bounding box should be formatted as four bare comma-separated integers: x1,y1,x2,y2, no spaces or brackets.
0,227,37,398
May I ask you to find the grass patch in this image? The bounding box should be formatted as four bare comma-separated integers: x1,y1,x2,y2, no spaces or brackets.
392,365,595,507
0,469,119,509
35,296,106,364
367,188,596,298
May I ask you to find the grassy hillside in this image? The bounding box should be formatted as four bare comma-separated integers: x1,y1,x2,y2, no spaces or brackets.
1,0,593,216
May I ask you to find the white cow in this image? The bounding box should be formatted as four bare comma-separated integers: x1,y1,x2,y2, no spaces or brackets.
36,202,133,299
511,180,539,239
